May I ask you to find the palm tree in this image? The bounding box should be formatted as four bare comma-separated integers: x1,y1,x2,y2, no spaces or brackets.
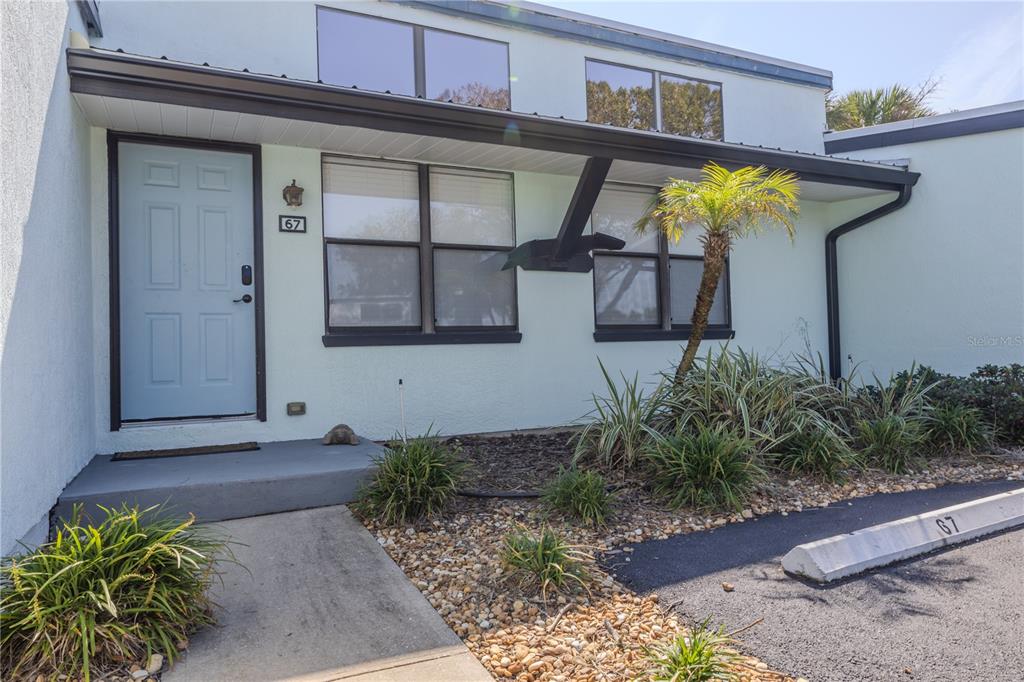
636,163,800,384
826,80,937,131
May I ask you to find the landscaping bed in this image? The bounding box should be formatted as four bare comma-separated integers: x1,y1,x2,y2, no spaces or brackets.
362,431,1024,681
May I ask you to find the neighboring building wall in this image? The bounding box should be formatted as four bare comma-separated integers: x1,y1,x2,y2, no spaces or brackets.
830,127,1024,377
90,0,828,152
1,2,95,553
91,141,836,451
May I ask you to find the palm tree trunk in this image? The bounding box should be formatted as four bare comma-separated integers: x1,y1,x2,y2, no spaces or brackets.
674,233,730,384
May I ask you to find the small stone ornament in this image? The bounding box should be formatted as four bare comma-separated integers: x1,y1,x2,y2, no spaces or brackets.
322,423,359,445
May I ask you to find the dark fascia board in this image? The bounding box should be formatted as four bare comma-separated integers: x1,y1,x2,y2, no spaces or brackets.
67,49,917,191
401,1,832,89
76,1,103,37
825,109,1024,153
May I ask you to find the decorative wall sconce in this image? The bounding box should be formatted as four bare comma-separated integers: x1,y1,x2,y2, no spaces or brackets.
282,179,304,207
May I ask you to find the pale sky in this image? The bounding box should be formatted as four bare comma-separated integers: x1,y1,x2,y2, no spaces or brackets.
545,1,1024,112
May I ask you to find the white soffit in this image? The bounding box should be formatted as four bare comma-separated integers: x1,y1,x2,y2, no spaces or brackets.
73,93,890,202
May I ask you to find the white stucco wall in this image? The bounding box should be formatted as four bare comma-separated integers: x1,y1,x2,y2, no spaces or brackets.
1,1,95,554
92,142,836,452
90,0,827,152
832,128,1024,377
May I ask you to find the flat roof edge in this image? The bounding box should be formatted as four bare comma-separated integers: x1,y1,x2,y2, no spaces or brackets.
825,101,1024,153
400,0,833,89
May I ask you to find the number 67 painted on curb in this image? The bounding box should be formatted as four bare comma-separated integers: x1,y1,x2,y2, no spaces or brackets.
935,515,960,535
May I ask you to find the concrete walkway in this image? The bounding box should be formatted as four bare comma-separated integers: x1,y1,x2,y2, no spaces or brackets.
165,506,489,682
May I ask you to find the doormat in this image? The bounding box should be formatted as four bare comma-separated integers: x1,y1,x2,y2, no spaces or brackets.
112,442,260,461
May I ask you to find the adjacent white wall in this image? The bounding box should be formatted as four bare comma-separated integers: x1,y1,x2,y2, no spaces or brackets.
91,0,828,152
1,1,94,554
92,142,836,451
832,128,1024,377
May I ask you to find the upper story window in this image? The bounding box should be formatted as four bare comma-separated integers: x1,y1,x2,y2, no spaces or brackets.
322,156,518,343
317,7,511,110
586,59,723,140
591,184,730,338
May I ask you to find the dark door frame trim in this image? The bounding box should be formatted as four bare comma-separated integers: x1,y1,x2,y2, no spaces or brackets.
107,130,266,430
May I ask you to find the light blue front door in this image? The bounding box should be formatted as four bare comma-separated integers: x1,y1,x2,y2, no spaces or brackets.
119,142,256,420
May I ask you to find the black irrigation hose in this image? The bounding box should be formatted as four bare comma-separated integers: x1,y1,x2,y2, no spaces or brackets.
457,489,541,499
456,482,629,499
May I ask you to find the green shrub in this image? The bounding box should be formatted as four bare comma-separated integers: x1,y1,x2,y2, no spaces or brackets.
542,466,613,526
1,505,225,682
927,403,993,453
355,434,465,525
501,527,589,599
852,365,934,423
668,348,848,452
574,360,667,470
775,427,859,482
645,617,741,682
923,364,1024,445
856,415,927,474
645,424,764,511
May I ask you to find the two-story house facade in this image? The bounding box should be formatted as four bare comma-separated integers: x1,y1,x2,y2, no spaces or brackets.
3,0,934,553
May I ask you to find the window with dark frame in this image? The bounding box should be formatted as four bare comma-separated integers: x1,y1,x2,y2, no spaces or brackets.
316,7,511,110
585,59,724,140
322,156,518,341
591,184,731,337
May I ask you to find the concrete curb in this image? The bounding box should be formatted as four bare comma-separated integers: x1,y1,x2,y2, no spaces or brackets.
782,487,1024,582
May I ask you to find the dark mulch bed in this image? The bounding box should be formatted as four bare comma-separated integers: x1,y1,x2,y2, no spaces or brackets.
447,431,577,492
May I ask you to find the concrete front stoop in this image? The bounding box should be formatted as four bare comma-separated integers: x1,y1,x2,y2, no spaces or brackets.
164,505,490,682
55,439,382,524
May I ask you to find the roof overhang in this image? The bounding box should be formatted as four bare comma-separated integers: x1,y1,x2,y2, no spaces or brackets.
70,48,920,272
67,48,918,195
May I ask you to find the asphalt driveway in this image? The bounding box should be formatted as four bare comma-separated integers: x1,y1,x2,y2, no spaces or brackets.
608,479,1024,681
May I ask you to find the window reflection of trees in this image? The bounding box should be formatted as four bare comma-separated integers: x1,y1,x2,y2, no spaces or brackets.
434,82,510,110
660,78,723,140
586,80,656,131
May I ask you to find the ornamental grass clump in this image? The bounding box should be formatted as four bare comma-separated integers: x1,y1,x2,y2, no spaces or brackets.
666,348,848,453
774,427,859,482
0,504,225,682
856,415,927,474
645,424,764,511
500,527,590,600
541,466,613,526
573,360,668,470
354,433,465,525
851,368,933,473
927,403,993,453
645,617,742,682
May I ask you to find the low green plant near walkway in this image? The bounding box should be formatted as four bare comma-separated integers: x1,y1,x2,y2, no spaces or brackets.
542,466,613,526
355,433,465,525
645,424,763,511
0,505,225,682
645,617,741,681
501,527,590,600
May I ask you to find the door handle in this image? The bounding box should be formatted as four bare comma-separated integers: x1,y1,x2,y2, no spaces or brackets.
233,294,253,304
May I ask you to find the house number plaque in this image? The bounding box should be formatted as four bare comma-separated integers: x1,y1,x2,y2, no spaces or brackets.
279,215,307,233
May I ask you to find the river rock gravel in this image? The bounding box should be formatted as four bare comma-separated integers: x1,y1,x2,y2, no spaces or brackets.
361,433,1023,680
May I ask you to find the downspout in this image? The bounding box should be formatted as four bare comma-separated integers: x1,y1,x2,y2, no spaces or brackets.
825,184,913,381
